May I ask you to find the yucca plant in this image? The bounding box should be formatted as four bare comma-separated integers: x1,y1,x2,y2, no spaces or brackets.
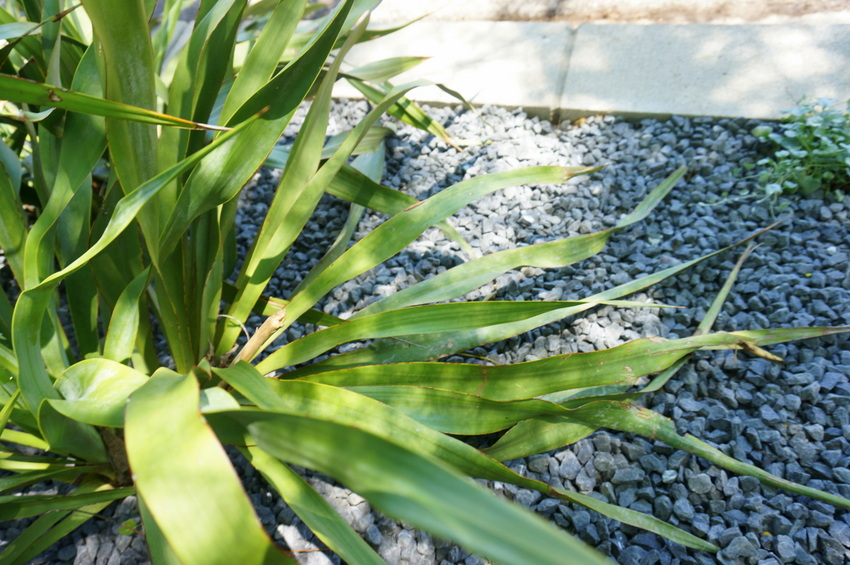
0,1,848,564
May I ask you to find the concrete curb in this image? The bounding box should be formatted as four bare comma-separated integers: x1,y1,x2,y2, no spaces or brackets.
333,18,850,122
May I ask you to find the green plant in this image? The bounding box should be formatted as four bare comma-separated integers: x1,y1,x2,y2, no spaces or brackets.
752,97,850,201
0,1,848,564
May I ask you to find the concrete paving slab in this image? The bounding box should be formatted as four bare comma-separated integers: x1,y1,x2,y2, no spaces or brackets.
333,10,850,122
369,0,558,23
560,24,850,120
334,21,573,117
368,0,850,24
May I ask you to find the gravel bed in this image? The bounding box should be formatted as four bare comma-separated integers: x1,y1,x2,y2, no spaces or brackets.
6,100,850,565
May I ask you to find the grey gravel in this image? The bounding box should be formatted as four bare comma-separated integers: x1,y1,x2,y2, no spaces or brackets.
3,101,850,564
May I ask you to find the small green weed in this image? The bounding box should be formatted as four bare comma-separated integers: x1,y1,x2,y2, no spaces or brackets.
752,97,850,201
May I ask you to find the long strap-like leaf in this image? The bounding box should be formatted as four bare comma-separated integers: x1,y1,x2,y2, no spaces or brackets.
219,0,307,124
12,118,253,453
254,166,597,362
0,481,122,565
564,401,850,510
257,299,648,374
287,219,787,374
292,328,849,400
355,166,686,317
215,363,715,552
0,74,219,129
240,445,386,565
126,373,296,565
216,406,610,565
219,12,373,357
325,162,473,254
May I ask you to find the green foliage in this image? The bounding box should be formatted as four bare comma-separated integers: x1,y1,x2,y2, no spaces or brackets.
118,519,140,537
753,97,850,201
0,1,848,564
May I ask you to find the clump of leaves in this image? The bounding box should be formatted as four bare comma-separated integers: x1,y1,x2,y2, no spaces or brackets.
752,97,850,201
0,1,849,564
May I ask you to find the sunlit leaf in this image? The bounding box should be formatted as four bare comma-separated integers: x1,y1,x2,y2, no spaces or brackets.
0,74,221,129
126,373,295,565
50,358,149,427
214,364,715,552
217,407,610,565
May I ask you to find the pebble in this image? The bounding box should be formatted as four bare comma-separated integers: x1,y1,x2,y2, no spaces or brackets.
654,496,674,521
688,473,714,495
774,535,796,562
557,451,582,480
722,536,758,559
673,498,696,521
611,468,645,485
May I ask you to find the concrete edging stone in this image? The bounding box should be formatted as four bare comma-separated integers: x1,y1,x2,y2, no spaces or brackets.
333,16,850,122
